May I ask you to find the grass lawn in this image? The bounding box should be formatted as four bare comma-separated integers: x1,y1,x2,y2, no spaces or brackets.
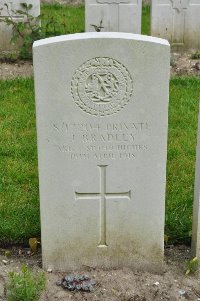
0,77,200,244
41,4,85,35
41,4,150,36
0,79,38,243
166,78,200,243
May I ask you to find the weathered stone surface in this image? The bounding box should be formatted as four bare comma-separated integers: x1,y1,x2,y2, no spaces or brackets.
151,0,200,49
33,32,170,272
85,0,142,33
0,0,40,52
192,103,200,260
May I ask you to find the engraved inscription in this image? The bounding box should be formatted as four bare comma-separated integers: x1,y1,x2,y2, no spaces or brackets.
71,57,133,116
75,165,131,247
48,121,149,160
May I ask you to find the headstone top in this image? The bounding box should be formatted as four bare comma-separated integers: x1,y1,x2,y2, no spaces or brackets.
33,32,170,48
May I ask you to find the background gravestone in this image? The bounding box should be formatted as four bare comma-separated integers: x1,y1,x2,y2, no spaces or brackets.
192,103,200,260
0,0,40,52
151,0,200,49
85,0,142,33
33,32,170,272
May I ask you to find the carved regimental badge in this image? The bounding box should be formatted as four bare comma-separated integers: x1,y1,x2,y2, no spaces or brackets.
71,57,133,116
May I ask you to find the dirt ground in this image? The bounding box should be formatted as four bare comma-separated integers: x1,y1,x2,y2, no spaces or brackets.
0,52,200,80
171,52,200,77
0,245,200,301
0,60,33,80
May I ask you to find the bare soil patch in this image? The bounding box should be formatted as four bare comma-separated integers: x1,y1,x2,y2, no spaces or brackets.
0,60,33,80
0,53,200,80
0,246,200,301
171,52,200,77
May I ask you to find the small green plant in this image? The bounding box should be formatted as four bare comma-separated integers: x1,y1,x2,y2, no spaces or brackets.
170,57,177,68
0,3,44,59
6,264,45,301
0,51,18,62
0,2,70,60
191,51,200,59
90,20,104,32
185,257,199,276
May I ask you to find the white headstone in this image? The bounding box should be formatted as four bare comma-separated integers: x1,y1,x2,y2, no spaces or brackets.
151,0,200,49
33,32,170,272
192,103,200,259
0,0,40,52
85,0,142,33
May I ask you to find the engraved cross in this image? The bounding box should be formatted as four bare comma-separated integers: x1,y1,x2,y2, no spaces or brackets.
75,165,131,247
171,0,189,12
171,0,189,44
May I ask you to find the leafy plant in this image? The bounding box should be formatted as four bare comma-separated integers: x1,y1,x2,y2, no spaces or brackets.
170,57,177,68
185,257,198,276
6,264,45,301
0,2,71,59
90,20,104,32
0,3,44,59
191,51,200,59
0,51,18,63
29,237,40,254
